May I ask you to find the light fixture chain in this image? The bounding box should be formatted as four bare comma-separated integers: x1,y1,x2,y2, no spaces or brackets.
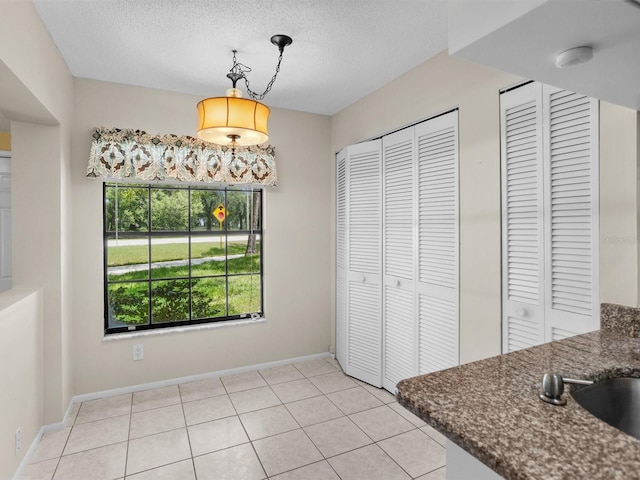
242,50,285,101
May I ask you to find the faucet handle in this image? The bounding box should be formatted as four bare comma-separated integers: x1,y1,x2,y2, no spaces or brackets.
541,372,566,404
539,372,594,406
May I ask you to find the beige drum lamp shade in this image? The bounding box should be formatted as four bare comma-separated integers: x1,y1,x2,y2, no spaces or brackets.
197,90,270,146
196,34,291,147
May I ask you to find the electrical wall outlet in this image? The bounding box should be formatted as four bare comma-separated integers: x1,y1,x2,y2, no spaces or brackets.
15,427,21,456
132,344,144,361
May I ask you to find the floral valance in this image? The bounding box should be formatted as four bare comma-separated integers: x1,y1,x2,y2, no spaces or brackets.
86,127,277,186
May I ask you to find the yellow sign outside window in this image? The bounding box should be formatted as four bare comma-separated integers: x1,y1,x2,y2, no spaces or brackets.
213,204,226,248
214,204,226,225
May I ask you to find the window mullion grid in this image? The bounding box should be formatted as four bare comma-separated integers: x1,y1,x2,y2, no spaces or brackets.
259,189,264,315
103,183,109,333
147,185,152,326
248,190,254,313
188,187,193,323
224,190,229,317
104,183,264,334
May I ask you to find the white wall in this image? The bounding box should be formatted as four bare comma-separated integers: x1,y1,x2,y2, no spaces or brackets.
0,289,43,480
0,0,74,432
71,79,332,395
599,103,640,307
11,121,68,425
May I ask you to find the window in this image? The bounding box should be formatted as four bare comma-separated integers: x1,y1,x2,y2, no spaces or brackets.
104,183,263,334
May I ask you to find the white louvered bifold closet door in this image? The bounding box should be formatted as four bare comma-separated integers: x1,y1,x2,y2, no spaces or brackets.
543,86,599,340
500,83,546,353
382,128,416,392
335,149,348,369
415,110,460,375
346,140,383,387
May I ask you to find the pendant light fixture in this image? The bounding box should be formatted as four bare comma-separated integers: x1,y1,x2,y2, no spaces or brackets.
197,34,293,147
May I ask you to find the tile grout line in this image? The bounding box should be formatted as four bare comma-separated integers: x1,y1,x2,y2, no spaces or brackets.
244,369,271,479
296,397,358,480
122,394,133,478
420,465,446,478
258,364,333,477
302,391,424,478
47,401,78,480
319,373,441,479
48,396,132,478
375,441,420,480
279,396,324,474
272,368,364,478
178,383,199,480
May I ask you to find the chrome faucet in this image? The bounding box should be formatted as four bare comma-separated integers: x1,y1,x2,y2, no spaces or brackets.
540,372,594,405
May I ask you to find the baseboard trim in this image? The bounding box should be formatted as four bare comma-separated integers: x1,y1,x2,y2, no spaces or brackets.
14,351,333,479
12,427,45,480
71,351,333,404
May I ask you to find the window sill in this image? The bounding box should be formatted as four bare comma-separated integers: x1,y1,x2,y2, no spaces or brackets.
103,316,267,342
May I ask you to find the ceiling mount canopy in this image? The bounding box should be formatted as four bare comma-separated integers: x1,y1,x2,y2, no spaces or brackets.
197,34,293,147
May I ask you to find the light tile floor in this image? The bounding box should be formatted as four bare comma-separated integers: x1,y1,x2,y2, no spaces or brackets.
22,357,446,480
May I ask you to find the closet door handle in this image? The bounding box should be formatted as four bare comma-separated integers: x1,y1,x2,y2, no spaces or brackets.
394,279,400,287
516,307,527,317
361,275,366,283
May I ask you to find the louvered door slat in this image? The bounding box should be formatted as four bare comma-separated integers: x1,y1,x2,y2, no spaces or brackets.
418,131,456,287
419,293,457,374
501,83,545,352
506,316,540,352
551,326,579,341
383,286,415,390
335,150,348,369
345,139,383,387
381,128,416,392
337,156,347,271
544,86,599,339
416,111,459,374
383,134,414,279
349,148,380,274
504,102,542,304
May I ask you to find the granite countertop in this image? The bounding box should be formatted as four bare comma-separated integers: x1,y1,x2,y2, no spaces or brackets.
396,305,640,480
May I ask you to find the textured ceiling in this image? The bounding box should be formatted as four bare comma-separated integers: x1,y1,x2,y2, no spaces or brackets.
33,0,448,116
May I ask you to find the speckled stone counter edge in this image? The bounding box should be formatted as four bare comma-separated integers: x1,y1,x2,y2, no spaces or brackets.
396,303,640,480
601,302,640,338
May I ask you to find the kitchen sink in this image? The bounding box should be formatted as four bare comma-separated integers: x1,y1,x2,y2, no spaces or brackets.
572,377,640,440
